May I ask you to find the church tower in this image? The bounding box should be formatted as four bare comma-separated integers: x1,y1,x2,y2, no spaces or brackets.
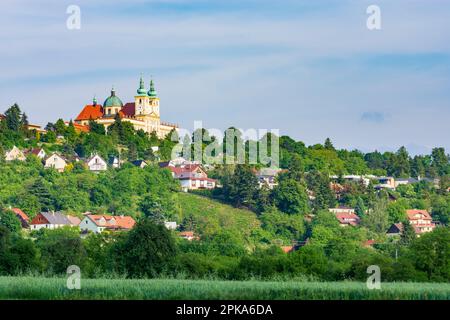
134,76,161,133
134,75,150,115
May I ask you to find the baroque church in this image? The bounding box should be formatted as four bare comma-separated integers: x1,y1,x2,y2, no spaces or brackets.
75,77,178,138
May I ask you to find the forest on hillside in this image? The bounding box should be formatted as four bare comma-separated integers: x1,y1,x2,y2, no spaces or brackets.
0,103,449,282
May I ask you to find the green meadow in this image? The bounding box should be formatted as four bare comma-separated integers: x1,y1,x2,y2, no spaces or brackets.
1,277,449,300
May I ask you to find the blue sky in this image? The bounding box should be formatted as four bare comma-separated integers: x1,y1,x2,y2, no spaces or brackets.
0,0,449,155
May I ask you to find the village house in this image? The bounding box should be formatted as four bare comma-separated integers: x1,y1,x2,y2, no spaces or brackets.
109,156,121,168
4,146,26,161
330,175,371,187
26,147,46,159
10,207,30,228
131,160,148,168
161,162,216,192
329,208,360,227
86,154,108,172
387,223,404,237
79,214,136,233
406,209,435,236
374,176,396,190
44,153,68,172
255,167,284,189
164,221,177,230
179,231,199,241
30,211,75,230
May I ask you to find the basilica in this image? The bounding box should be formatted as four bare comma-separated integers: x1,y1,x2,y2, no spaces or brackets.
75,77,178,138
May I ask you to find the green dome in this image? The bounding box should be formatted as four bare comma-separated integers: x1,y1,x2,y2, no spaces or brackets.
136,76,148,96
103,87,123,108
148,79,158,97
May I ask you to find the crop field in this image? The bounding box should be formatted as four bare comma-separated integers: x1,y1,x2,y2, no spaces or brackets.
0,277,449,300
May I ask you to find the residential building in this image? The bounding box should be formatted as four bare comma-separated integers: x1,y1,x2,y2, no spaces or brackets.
67,215,81,227
79,214,136,233
74,77,178,139
26,124,47,134
162,163,216,191
30,212,73,230
255,167,284,189
330,175,371,187
332,210,360,227
44,153,68,172
27,148,46,159
179,231,199,241
164,221,177,230
4,146,26,161
10,207,30,228
387,223,404,236
374,176,396,190
131,160,148,168
406,209,435,236
86,154,107,172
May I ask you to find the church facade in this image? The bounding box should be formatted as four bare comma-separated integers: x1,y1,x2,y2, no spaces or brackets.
75,77,178,138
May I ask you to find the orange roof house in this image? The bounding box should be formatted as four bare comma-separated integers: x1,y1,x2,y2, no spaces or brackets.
80,214,136,233
335,212,360,226
406,209,435,236
11,208,30,228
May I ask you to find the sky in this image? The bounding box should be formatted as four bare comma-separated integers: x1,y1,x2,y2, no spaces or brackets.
0,0,449,155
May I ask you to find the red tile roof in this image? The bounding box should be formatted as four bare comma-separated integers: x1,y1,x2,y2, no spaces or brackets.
335,212,360,226
11,208,29,222
121,103,136,117
75,104,104,121
406,209,432,221
87,214,136,230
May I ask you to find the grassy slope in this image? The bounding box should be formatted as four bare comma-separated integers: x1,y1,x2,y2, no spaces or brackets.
1,277,449,300
178,193,262,246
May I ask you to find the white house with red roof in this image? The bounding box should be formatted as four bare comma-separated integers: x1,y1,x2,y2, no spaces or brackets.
80,214,136,233
406,209,435,236
329,208,360,227
162,163,216,191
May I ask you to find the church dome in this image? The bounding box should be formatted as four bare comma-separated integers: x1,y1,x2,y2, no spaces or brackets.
103,87,123,108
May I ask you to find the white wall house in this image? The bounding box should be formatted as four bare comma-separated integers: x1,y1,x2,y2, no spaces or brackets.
44,153,67,172
5,146,26,161
80,214,136,233
86,154,107,172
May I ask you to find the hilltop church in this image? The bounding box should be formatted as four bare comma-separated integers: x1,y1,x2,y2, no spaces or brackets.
75,77,178,138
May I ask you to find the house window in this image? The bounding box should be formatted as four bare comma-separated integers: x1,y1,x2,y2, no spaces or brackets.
108,109,111,115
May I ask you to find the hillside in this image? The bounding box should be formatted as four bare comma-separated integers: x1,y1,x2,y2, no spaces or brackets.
178,193,263,247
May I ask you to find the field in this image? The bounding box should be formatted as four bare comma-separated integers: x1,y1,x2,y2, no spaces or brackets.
1,277,449,300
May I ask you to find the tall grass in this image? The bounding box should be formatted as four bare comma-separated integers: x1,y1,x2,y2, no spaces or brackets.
0,277,449,300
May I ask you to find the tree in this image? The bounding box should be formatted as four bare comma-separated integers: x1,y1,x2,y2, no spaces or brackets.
223,165,258,208
324,138,335,151
4,104,22,132
28,178,53,211
260,208,305,241
36,227,87,274
273,177,309,214
0,209,21,233
54,119,67,136
355,197,366,218
431,147,449,177
361,198,389,234
408,227,450,281
112,218,176,277
89,120,106,135
400,222,416,245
